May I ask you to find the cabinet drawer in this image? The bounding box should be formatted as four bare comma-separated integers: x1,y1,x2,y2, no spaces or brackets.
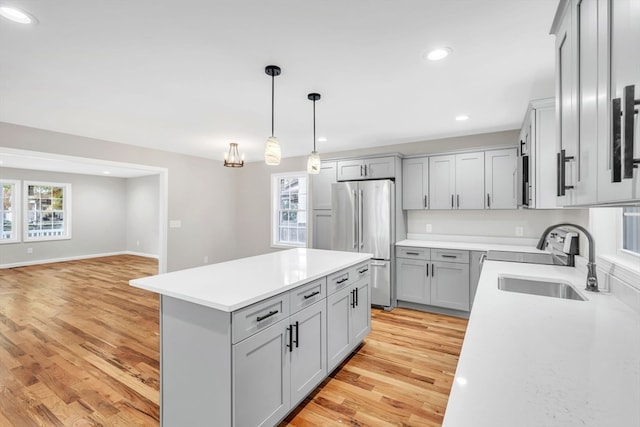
327,267,353,295
232,293,290,344
290,278,326,314
431,249,469,264
396,246,430,260
353,261,371,282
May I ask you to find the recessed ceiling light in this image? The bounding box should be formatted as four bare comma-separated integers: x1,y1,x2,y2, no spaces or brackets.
0,6,36,24
424,47,451,61
317,137,327,142
455,115,470,121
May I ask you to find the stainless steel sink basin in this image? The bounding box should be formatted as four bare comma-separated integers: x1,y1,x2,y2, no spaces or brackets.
498,276,586,301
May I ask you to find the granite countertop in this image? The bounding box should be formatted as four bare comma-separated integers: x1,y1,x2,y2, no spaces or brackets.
129,248,371,312
443,260,640,427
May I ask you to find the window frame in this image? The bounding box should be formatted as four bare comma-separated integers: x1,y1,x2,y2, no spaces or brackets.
620,206,640,259
23,181,72,242
270,171,309,249
1,179,21,244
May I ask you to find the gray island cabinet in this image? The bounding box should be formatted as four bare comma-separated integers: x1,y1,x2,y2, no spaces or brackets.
130,248,371,427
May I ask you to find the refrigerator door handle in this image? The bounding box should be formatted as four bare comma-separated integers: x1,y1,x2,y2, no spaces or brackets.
359,189,364,249
352,190,358,249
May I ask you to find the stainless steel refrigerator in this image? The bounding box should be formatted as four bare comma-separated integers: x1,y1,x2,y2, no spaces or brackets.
331,179,394,307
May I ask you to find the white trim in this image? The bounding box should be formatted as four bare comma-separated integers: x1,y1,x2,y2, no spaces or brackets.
270,171,309,249
598,254,640,291
0,251,158,269
0,179,21,244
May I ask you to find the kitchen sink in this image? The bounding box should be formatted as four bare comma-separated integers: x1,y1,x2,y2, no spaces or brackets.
498,276,586,301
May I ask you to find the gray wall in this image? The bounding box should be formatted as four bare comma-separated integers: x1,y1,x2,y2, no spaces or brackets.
0,167,127,265
1,122,239,272
126,174,160,256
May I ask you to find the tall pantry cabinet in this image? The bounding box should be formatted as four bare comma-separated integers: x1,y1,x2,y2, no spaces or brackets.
552,0,640,205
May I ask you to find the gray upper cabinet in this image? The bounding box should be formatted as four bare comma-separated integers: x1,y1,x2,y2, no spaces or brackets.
312,161,337,210
552,0,640,205
336,156,396,181
429,152,484,210
485,148,517,209
402,157,429,210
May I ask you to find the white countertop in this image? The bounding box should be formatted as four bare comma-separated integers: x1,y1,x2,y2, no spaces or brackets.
130,248,371,312
396,238,546,254
443,260,640,427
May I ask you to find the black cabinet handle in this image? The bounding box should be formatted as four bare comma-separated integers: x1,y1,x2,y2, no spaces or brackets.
406,252,420,256
336,277,349,284
451,194,454,209
557,149,574,196
355,287,359,307
286,325,293,352
487,193,491,208
612,97,623,182
426,263,429,277
441,254,457,259
303,290,320,299
358,267,369,274
423,195,427,208
456,194,460,208
623,85,640,179
431,263,434,277
519,139,526,155
351,290,356,308
256,310,278,322
293,321,299,348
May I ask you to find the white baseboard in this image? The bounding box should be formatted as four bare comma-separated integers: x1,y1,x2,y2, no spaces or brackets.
0,251,158,269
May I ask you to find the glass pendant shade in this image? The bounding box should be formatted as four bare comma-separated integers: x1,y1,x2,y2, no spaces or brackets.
224,143,244,167
264,136,281,165
307,151,321,174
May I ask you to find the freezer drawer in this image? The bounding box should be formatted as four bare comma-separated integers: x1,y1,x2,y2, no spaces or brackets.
370,260,391,307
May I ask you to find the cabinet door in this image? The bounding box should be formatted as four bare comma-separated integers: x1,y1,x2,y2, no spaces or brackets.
429,155,456,209
555,4,578,206
534,104,560,209
312,161,336,210
312,210,332,250
326,285,353,372
365,156,395,179
597,0,640,202
351,280,371,344
402,157,429,210
233,321,290,427
290,301,327,406
431,261,470,311
337,159,364,181
455,152,485,209
485,149,517,209
396,258,430,304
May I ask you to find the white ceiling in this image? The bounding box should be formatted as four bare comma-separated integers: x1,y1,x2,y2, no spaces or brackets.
0,0,558,164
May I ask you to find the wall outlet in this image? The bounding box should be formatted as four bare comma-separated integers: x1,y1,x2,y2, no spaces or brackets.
169,220,182,228
515,226,524,237
27,247,33,254
426,224,433,233
203,256,209,264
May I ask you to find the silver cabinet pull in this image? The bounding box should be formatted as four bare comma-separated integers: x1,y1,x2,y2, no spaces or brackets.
353,190,358,248
358,189,364,249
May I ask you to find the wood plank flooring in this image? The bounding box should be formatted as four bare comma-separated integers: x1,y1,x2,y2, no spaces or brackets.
0,255,468,426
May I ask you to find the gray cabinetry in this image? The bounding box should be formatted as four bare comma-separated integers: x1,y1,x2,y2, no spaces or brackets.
469,251,486,307
402,157,429,210
312,210,332,250
485,148,517,209
337,156,396,181
312,161,336,210
326,270,371,372
396,246,470,313
429,152,485,210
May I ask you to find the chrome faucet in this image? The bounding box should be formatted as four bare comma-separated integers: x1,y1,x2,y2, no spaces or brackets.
536,223,599,292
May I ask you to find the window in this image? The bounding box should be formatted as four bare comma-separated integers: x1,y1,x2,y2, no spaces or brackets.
271,172,308,248
24,181,71,241
1,180,20,243
622,207,640,256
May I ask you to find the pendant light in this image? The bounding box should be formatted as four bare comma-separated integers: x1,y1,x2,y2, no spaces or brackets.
307,93,321,174
223,143,244,167
264,65,282,165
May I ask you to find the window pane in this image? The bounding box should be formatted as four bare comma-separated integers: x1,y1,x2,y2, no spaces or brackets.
623,207,640,254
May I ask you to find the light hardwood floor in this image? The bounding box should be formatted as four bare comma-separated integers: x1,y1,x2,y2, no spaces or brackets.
0,255,467,426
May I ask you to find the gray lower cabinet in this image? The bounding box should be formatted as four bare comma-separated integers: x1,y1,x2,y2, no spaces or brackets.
469,251,486,307
431,261,470,311
233,300,327,427
327,278,371,372
396,258,430,304
396,246,470,313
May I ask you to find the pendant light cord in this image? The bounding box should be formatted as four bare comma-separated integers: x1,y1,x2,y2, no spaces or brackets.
313,99,316,152
271,74,275,137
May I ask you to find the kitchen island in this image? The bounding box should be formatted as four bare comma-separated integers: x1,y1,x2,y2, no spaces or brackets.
443,259,640,427
130,248,372,427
